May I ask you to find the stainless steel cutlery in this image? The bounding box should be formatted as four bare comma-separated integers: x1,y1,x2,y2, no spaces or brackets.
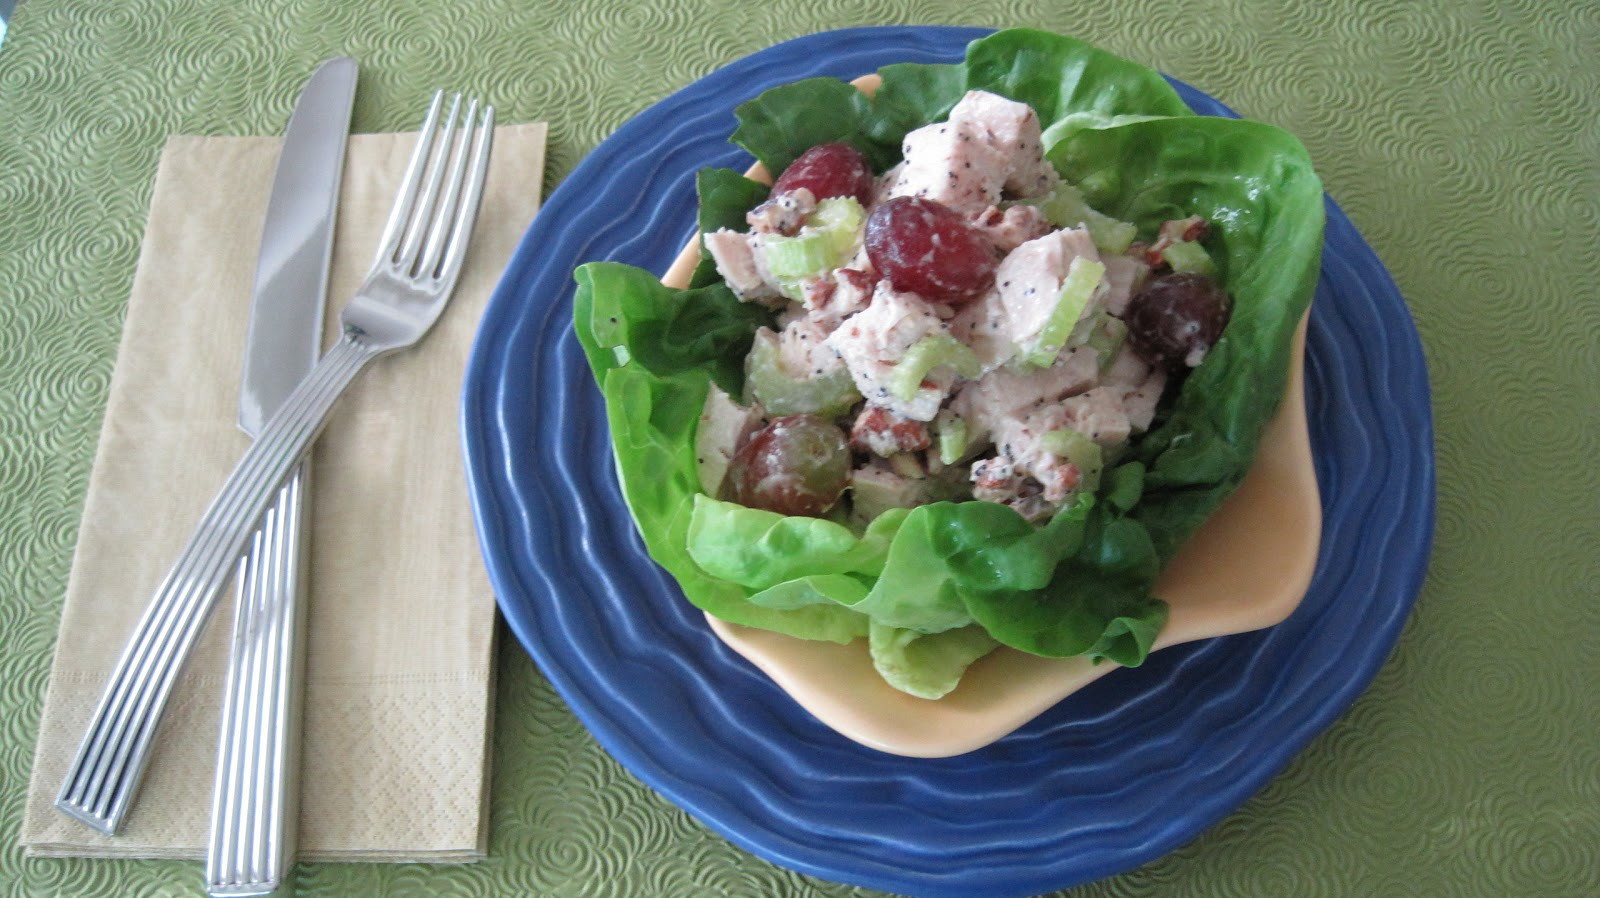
56,82,495,874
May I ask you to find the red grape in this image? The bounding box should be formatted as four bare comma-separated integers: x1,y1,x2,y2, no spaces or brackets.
864,196,996,305
771,143,874,206
1124,272,1232,370
722,414,850,517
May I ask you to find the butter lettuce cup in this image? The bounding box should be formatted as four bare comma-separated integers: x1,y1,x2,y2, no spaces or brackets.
573,28,1324,754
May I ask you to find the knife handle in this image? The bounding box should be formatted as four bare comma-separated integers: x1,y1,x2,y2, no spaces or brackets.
206,461,310,898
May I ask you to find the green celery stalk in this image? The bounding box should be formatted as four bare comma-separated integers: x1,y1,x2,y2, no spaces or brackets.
1024,256,1105,367
889,334,980,401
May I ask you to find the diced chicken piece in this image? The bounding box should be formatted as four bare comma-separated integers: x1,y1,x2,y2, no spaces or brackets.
851,406,932,457
694,383,764,496
889,120,1011,213
703,229,781,304
988,401,1094,501
946,90,1059,198
1101,339,1149,389
745,187,817,235
887,91,1063,216
826,281,939,363
993,228,1102,348
973,387,1129,521
946,287,1013,371
1101,253,1150,318
801,267,875,331
1102,346,1167,432
949,345,1099,446
993,426,1082,500
970,204,1052,254
983,389,1129,492
872,162,906,207
774,317,846,380
1123,366,1166,433
823,282,957,422
1054,387,1132,447
963,348,1159,521
850,459,928,524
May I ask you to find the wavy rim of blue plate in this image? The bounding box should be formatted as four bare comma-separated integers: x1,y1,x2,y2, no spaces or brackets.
462,25,1435,898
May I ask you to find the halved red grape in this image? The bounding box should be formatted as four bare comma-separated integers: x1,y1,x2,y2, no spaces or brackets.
722,414,850,517
1124,272,1232,370
864,196,996,305
771,143,874,206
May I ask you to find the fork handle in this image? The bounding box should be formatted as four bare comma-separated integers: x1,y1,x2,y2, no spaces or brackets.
205,461,309,897
57,330,379,834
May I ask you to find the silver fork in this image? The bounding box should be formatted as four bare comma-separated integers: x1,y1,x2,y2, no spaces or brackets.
56,90,494,837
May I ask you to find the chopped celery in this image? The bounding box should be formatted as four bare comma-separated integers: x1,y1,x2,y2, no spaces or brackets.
759,197,867,299
935,410,970,466
1091,221,1137,255
1039,427,1103,493
888,334,981,402
1032,182,1137,254
805,197,866,259
1023,256,1105,368
1085,312,1128,372
744,329,860,417
1161,239,1216,275
762,231,835,280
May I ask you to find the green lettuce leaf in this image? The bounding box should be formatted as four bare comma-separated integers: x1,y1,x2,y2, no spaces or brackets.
687,494,905,590
731,78,888,172
571,28,1323,695
575,264,867,644
869,623,999,700
690,167,771,287
964,512,1167,665
732,29,1194,176
574,260,774,397
1048,115,1325,558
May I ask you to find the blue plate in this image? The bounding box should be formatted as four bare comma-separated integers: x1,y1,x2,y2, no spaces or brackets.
463,26,1434,898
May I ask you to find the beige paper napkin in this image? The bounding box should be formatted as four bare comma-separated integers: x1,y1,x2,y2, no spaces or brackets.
20,120,547,861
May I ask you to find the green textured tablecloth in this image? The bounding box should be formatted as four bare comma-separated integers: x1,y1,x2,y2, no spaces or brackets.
2,1,1596,895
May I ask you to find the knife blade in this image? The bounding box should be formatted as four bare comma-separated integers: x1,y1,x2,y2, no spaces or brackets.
206,56,355,898
239,57,356,430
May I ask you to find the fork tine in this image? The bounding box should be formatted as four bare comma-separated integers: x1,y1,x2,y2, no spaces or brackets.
435,105,494,288
395,93,462,273
374,90,445,268
416,98,480,280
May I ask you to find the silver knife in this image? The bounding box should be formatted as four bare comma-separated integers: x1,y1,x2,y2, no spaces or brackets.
206,56,355,898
